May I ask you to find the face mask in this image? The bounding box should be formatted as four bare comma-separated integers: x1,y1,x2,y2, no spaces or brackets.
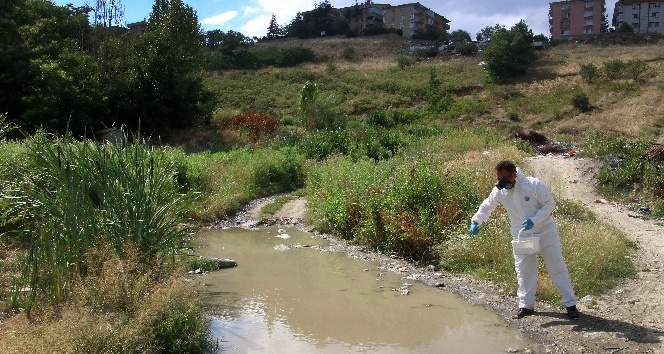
496,178,514,190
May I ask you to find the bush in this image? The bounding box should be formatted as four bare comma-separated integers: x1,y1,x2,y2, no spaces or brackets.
625,59,647,81
396,55,416,69
250,148,305,196
603,59,626,80
367,109,417,128
307,156,481,260
571,92,592,112
342,46,355,61
579,63,600,83
228,111,280,143
455,42,477,56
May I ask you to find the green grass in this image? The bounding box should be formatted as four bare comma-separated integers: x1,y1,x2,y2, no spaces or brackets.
205,60,487,118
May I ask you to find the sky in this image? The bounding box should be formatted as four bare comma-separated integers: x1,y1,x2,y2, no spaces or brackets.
53,0,615,39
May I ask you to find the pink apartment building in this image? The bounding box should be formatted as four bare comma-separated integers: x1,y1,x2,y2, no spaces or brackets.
550,0,606,39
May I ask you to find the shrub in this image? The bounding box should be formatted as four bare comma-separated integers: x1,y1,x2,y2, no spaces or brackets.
603,59,626,80
298,130,350,159
455,42,477,56
624,59,647,81
307,157,481,261
342,46,355,61
228,111,280,143
326,61,337,74
278,47,316,67
426,94,455,114
299,83,346,131
579,63,600,83
571,92,592,112
250,148,305,196
396,55,416,69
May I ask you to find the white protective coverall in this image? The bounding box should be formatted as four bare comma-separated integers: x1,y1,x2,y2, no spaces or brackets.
471,169,577,309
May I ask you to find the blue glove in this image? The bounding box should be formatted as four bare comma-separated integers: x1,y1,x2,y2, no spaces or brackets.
469,221,480,235
522,219,534,231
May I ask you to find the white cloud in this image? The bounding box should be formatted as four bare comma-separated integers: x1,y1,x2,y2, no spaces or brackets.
201,11,238,27
243,6,261,17
240,14,272,38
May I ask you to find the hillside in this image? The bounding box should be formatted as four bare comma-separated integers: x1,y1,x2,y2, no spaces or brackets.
216,36,664,144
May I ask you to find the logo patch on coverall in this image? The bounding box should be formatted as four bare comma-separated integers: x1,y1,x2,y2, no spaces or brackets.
524,196,530,201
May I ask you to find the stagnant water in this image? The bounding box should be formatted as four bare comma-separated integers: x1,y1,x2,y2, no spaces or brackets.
192,226,536,354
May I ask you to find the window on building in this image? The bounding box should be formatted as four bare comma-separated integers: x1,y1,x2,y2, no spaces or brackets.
585,1,594,8
633,4,640,10
650,3,661,8
410,14,414,20
409,22,415,28
618,13,623,20
649,21,660,27
562,12,570,18
633,22,640,28
561,4,570,10
652,12,659,17
584,28,594,34
584,11,593,17
562,29,571,35
401,15,404,21
584,20,594,25
634,13,639,18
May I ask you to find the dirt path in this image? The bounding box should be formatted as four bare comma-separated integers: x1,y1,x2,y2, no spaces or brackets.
235,156,664,353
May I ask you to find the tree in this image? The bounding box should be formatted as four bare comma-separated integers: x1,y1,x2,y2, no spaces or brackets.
449,29,472,43
118,0,212,134
476,24,504,41
284,1,344,38
481,20,536,83
617,22,633,33
601,13,609,33
93,0,124,27
0,0,105,135
411,24,447,41
267,13,281,39
149,0,169,25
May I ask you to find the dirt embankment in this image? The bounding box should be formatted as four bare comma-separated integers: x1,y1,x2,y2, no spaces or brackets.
218,155,664,353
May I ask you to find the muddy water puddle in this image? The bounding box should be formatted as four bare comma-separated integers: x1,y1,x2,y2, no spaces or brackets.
193,226,535,353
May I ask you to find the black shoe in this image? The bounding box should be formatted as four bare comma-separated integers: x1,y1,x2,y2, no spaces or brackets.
516,308,535,319
566,305,580,319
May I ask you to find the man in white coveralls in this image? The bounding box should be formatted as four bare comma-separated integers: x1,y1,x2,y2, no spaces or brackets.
469,160,580,320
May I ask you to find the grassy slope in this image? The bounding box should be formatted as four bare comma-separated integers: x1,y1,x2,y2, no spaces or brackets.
209,36,664,142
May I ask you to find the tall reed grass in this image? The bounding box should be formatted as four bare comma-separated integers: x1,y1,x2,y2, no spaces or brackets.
2,133,192,314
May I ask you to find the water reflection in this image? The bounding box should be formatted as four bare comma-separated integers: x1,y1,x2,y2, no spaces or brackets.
193,226,535,354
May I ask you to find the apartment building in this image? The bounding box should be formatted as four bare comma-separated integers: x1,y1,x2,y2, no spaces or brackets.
549,0,606,39
613,0,663,33
340,1,450,38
